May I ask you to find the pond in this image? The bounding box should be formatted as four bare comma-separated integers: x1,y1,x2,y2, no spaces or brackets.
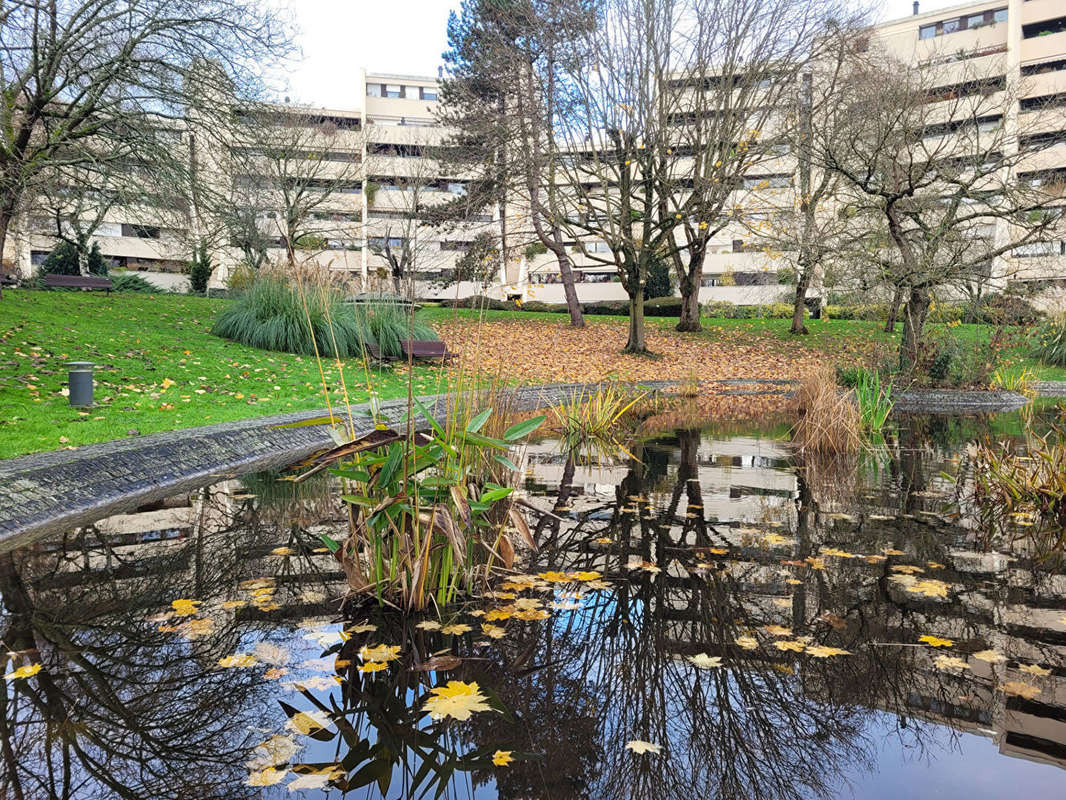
3,411,1066,799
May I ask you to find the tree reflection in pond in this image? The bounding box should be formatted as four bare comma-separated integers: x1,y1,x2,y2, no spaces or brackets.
2,415,1065,799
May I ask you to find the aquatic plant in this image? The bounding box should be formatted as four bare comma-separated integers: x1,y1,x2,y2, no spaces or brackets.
853,368,894,433
550,383,647,452
990,365,1037,398
318,403,545,610
791,368,860,454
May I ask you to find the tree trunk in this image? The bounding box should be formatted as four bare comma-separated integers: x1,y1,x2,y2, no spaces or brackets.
625,293,648,354
553,246,585,328
0,206,13,300
676,275,701,332
899,286,930,373
791,268,812,335
885,284,904,332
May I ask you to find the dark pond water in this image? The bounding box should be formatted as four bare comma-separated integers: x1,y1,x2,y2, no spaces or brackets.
3,412,1066,799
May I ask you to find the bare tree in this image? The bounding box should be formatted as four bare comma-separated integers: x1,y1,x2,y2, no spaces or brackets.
220,108,364,272
816,45,1066,370
0,0,292,296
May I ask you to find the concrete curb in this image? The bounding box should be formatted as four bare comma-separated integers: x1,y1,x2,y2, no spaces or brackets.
892,389,1030,414
0,381,677,549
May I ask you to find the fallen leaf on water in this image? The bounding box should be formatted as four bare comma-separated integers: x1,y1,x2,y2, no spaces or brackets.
358,644,401,663
246,767,287,787
286,710,332,736
264,667,289,680
735,635,759,650
492,750,514,766
972,650,1006,664
626,740,662,755
806,645,851,658
688,653,723,669
934,655,970,671
1001,681,1041,699
4,664,42,680
253,642,291,666
286,765,344,792
891,564,924,575
538,571,570,582
346,623,377,634
171,598,201,617
764,625,792,636
485,608,514,621
413,655,463,672
574,571,602,581
423,681,496,721
247,734,301,769
271,546,296,557
514,608,550,621
441,623,472,635
482,624,507,639
416,620,442,630
1019,664,1052,677
219,654,258,668
358,661,389,673
919,635,953,648
904,578,950,598
288,676,338,691
774,640,805,652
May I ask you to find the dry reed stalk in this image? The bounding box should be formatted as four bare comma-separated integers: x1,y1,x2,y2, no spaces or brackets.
791,368,860,455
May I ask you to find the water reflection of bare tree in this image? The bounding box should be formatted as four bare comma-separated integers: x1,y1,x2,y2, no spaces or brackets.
0,487,344,800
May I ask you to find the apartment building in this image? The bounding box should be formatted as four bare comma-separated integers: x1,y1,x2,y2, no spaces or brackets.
5,2,1066,307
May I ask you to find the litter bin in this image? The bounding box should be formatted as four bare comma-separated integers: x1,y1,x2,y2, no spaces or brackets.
67,362,95,407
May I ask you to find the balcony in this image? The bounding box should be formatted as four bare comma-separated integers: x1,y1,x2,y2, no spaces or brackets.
1022,29,1066,64
1023,0,1066,27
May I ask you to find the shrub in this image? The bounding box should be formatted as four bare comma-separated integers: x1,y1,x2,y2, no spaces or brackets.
37,241,81,277
1030,314,1066,366
111,272,162,293
86,242,108,276
451,295,514,311
582,300,629,316
188,242,213,296
519,300,553,312
642,296,683,316
973,294,1040,326
643,256,673,300
211,277,367,357
702,301,794,319
352,301,437,359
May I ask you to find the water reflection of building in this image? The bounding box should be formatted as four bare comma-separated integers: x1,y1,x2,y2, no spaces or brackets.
521,430,1066,772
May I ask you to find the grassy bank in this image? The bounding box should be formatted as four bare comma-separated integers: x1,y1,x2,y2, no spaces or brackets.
0,291,445,458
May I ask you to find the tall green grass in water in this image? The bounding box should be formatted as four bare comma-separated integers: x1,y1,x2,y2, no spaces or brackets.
854,369,894,433
1030,314,1066,367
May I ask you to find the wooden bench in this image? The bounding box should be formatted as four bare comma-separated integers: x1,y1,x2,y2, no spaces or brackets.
400,339,454,362
362,342,396,363
43,274,112,294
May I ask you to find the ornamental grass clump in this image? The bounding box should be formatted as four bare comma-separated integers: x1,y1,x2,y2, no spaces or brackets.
853,368,894,433
1030,314,1066,366
211,276,365,357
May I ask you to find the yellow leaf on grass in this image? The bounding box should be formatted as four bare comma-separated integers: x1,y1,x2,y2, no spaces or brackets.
423,681,496,721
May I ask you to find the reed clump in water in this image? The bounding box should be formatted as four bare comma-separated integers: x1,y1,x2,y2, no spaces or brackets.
791,368,860,455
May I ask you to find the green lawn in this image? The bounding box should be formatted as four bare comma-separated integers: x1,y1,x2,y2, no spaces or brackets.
2,292,1060,459
0,290,447,459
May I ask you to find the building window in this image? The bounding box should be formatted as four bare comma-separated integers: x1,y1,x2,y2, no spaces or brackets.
993,9,1007,24
942,18,960,35
385,84,402,98
919,24,936,40
403,85,420,99
366,83,382,98
1023,16,1066,40
121,224,161,239
421,87,438,101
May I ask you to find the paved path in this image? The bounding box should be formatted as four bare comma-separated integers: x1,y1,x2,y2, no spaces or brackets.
0,382,675,549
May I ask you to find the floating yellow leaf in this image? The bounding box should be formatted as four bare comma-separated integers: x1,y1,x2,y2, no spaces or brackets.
358,661,389,673
286,710,331,736
248,734,301,769
4,663,42,680
906,579,950,598
626,740,662,755
806,557,825,570
423,681,496,721
514,608,550,621
538,571,570,583
271,546,296,557
492,750,514,766
416,620,442,630
253,642,291,666
1019,663,1052,677
171,598,201,616
821,548,856,559
774,640,805,652
972,650,1006,664
184,618,215,638
347,623,377,634
919,635,953,648
358,644,401,663
735,635,759,650
482,624,507,639
513,597,543,611
264,667,289,680
882,548,905,556
286,766,344,791
220,599,246,609
246,767,287,787
786,578,803,585
574,571,602,581
892,565,924,575
934,655,970,671
764,625,792,636
485,608,514,621
708,547,728,555
1001,681,1041,699
806,645,851,658
927,562,945,570
441,624,472,635
688,653,723,669
218,653,258,668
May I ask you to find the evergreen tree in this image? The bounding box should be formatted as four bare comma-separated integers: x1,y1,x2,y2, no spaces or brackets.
644,255,673,300
38,242,80,276
86,242,108,275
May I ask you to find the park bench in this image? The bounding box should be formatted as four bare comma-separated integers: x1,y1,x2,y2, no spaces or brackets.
400,340,454,362
362,342,396,363
43,274,113,294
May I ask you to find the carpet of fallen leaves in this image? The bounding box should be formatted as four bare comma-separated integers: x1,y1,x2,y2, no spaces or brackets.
435,318,866,420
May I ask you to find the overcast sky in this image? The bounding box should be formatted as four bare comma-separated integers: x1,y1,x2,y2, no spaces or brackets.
280,0,970,109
